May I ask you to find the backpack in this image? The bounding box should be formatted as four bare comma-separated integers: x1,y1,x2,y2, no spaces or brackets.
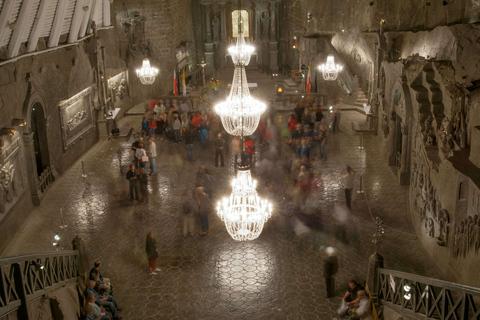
183,200,192,215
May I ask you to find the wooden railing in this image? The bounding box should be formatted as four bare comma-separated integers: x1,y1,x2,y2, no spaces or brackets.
38,166,54,193
280,93,328,110
0,250,80,319
378,268,480,319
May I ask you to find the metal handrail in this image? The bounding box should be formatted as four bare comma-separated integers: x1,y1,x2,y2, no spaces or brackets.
280,93,328,110
0,250,80,319
378,268,480,319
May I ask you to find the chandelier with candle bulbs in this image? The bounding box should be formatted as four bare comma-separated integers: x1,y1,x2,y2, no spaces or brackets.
136,58,159,85
215,66,266,136
318,55,343,81
215,2,272,241
217,168,272,241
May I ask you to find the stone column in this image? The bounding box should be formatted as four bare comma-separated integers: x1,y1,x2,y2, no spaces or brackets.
268,0,279,73
219,2,226,42
22,132,40,205
204,3,212,43
202,2,214,74
269,0,277,41
366,252,384,301
388,113,397,167
254,1,263,41
399,123,410,185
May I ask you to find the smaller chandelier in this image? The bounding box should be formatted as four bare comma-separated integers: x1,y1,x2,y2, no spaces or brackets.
217,168,272,241
228,32,254,66
318,54,343,81
136,58,159,85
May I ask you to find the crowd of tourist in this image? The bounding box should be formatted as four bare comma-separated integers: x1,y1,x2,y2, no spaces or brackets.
119,93,370,318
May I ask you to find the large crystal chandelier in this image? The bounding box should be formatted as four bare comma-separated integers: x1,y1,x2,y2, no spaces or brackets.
217,168,272,241
136,58,159,85
215,67,266,136
318,54,343,81
228,32,254,66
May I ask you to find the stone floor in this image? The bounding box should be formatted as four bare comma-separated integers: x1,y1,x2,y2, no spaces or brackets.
1,71,441,319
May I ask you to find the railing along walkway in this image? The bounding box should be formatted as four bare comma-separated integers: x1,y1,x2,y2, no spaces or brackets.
378,268,480,320
0,250,80,319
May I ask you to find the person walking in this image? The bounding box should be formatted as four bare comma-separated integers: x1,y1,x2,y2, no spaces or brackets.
135,143,147,169
196,187,212,235
173,114,181,143
185,123,196,162
147,137,157,175
314,105,324,133
126,165,140,201
231,136,241,170
318,124,327,160
340,165,355,210
323,247,339,298
145,232,161,275
332,99,342,133
131,137,143,169
138,168,148,203
214,133,225,167
181,188,198,237
148,112,158,136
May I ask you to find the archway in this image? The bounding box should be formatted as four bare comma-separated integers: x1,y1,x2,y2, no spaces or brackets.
388,79,413,185
22,92,54,204
31,102,51,176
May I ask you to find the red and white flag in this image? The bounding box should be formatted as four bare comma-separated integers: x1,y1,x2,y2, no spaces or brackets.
306,66,312,93
173,69,178,96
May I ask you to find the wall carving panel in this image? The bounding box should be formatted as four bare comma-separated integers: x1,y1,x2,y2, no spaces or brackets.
0,137,25,215
59,87,95,152
108,71,129,108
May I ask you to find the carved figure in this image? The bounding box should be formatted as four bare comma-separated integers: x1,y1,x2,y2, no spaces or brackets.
424,115,436,146
436,218,448,246
441,117,454,149
453,226,461,258
67,111,88,131
261,12,270,39
468,216,475,249
427,218,435,237
382,112,389,137
212,15,220,42
0,164,15,212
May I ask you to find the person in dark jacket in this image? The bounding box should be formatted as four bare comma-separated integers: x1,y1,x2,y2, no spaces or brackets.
89,260,112,294
214,133,225,167
126,165,139,201
185,123,196,162
138,167,148,203
146,232,160,275
324,247,339,298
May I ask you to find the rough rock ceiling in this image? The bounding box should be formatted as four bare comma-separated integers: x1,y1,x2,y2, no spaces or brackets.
0,0,111,60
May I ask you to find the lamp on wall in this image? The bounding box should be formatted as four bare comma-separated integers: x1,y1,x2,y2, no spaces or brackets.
11,119,26,127
0,128,16,136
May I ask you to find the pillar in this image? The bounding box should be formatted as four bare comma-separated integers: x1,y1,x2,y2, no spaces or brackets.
202,2,214,74
72,235,90,274
23,132,40,205
388,113,397,166
268,0,279,73
219,2,226,42
269,0,277,41
254,1,263,41
399,123,410,185
204,3,212,43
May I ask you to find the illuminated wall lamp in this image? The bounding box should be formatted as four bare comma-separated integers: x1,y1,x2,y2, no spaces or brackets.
12,119,26,127
0,128,16,136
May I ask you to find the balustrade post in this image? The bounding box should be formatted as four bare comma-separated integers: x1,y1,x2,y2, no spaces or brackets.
367,252,384,303
13,263,29,320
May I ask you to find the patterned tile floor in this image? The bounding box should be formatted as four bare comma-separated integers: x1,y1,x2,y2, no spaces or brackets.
1,72,441,319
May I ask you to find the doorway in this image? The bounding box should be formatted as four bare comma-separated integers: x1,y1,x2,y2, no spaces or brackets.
31,102,51,176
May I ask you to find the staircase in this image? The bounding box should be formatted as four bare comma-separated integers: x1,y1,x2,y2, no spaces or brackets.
354,76,369,108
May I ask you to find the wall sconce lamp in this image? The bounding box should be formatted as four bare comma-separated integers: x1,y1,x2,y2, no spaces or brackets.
30,261,45,271
307,13,312,21
12,119,26,127
292,45,297,49
0,128,16,136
